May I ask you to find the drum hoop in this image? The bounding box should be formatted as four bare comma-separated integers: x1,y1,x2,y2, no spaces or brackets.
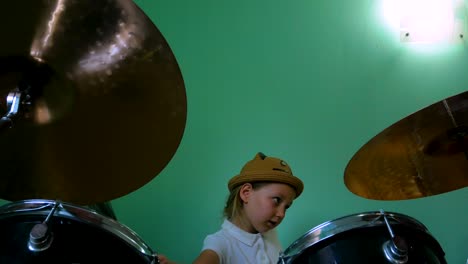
280,211,432,261
0,199,155,257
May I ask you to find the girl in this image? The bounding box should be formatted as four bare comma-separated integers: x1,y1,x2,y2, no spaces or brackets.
193,152,304,264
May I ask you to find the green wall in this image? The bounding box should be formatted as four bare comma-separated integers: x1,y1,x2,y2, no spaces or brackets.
1,0,467,263
118,0,467,263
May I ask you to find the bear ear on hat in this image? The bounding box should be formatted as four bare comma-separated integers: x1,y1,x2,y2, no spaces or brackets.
257,152,267,160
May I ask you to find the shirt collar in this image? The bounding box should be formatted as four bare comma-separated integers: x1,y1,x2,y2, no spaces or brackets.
222,219,262,246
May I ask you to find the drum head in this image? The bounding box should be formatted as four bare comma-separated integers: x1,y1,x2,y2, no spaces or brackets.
279,211,446,264
0,200,156,263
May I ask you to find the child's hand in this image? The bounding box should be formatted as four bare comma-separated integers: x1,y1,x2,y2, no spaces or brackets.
158,254,177,264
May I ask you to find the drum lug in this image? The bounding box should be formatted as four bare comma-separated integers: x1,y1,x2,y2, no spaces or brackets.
28,222,54,252
28,201,60,252
380,210,409,264
383,236,409,264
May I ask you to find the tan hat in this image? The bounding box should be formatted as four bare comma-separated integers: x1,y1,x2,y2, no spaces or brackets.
228,152,304,198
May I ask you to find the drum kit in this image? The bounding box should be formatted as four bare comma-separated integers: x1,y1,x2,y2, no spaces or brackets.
279,91,468,263
0,1,466,264
0,0,186,263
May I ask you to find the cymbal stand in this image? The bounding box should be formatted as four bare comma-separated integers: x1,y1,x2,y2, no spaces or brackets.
0,57,52,132
0,89,22,131
380,209,409,264
0,76,38,132
28,200,60,252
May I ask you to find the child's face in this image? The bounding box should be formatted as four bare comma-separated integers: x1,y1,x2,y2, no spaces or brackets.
240,183,296,234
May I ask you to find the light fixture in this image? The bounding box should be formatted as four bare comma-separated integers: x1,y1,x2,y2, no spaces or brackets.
400,0,466,43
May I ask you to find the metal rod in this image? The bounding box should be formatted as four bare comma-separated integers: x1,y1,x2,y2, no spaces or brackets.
43,201,60,224
380,209,395,238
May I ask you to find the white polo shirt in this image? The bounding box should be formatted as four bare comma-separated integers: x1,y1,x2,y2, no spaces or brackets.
201,219,283,264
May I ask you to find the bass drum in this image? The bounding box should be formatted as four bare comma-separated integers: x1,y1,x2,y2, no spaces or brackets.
0,199,159,263
278,211,446,264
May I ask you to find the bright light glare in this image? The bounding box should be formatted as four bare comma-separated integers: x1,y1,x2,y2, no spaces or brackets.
380,0,463,45
401,0,455,43
380,0,402,31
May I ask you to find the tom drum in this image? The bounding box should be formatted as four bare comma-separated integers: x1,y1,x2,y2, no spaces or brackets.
0,199,160,263
278,211,446,264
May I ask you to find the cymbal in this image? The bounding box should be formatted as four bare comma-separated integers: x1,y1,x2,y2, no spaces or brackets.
344,91,468,200
0,1,186,204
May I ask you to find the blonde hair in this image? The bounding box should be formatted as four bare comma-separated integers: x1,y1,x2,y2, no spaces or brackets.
223,185,242,220
223,182,269,220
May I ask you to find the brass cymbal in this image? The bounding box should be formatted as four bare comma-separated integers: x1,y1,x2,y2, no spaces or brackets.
344,91,468,200
0,1,186,204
